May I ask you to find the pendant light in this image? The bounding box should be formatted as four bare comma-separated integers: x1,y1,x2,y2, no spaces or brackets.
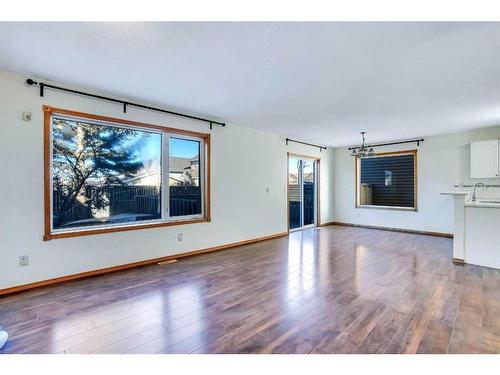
351,132,375,157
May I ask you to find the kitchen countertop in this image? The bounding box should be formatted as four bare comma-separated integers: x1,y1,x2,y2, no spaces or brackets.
465,201,500,209
441,191,500,208
440,191,470,196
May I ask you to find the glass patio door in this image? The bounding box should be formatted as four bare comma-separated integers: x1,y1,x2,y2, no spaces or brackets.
288,156,317,231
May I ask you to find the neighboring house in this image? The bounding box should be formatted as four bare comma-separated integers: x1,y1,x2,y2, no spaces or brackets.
288,172,314,185
169,156,199,186
288,172,314,201
125,156,199,187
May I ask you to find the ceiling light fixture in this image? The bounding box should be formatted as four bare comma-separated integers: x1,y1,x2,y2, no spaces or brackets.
350,132,375,157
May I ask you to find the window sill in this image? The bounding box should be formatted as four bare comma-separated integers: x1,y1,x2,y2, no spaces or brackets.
43,217,211,241
355,205,417,212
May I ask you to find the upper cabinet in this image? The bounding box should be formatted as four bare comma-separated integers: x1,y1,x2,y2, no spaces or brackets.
471,139,500,178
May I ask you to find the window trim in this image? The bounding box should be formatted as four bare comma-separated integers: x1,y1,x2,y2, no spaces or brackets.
43,105,211,241
355,149,418,212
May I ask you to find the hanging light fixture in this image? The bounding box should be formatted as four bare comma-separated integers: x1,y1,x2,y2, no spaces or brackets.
351,131,375,157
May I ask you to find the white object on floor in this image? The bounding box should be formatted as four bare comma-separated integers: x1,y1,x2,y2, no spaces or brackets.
0,329,8,350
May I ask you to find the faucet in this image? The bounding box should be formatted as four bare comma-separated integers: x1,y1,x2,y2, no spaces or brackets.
472,182,487,202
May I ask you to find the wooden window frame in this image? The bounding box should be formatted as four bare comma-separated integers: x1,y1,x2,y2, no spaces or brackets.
43,106,211,241
355,149,418,212
286,152,321,232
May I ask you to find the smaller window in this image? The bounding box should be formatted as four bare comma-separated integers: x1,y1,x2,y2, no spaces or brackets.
356,150,417,210
169,137,203,218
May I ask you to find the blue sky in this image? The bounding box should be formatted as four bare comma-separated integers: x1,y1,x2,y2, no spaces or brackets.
133,135,200,162
169,137,199,159
53,119,199,162
139,136,199,161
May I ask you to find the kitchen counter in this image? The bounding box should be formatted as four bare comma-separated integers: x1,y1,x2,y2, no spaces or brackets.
465,201,500,209
442,190,500,269
440,191,470,196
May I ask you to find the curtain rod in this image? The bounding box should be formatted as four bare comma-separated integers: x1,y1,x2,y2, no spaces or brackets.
348,138,424,150
25,78,226,130
286,138,327,152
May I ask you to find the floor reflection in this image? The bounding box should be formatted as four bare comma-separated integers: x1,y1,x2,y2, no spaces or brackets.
286,230,317,301
160,283,207,352
354,243,368,293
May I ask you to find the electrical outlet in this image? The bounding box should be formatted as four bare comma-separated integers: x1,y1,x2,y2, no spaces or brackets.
19,255,29,267
177,233,183,242
266,187,270,193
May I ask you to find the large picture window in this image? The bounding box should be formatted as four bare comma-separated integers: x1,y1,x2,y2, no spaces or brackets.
44,106,210,240
355,150,417,210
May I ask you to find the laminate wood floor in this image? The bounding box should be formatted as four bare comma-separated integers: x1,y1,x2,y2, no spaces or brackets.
1,225,500,354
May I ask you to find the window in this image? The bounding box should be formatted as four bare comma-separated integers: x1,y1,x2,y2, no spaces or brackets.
384,170,392,186
169,137,202,217
356,150,417,210
44,106,210,240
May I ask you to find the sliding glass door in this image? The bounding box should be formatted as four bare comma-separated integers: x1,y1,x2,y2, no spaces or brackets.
289,157,302,230
288,156,318,231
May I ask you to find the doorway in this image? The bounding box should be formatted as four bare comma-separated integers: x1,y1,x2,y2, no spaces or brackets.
288,154,319,231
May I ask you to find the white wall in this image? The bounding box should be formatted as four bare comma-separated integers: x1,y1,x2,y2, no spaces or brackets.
331,127,500,234
0,69,335,290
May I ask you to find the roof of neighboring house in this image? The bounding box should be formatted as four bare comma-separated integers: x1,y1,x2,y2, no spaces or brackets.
88,156,199,185
169,156,199,173
288,173,314,184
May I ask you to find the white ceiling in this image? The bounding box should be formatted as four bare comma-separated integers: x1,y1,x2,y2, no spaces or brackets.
1,22,500,147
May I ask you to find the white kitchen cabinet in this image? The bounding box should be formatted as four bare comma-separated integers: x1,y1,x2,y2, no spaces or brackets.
470,139,500,178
